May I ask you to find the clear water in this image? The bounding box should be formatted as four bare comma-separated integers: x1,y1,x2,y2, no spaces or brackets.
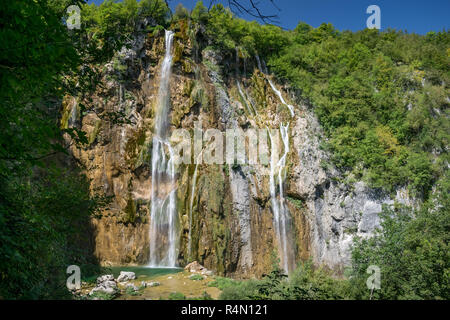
109,266,182,279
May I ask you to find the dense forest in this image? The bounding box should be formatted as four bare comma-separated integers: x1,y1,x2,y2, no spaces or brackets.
0,0,448,300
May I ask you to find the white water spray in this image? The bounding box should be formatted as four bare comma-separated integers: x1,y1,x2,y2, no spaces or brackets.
268,80,295,117
188,150,203,260
269,124,292,273
149,30,178,268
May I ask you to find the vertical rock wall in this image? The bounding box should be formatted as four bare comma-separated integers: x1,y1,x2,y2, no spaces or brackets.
63,24,412,277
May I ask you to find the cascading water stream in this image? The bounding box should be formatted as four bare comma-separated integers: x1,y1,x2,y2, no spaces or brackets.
68,102,77,127
268,124,292,274
268,80,295,117
255,54,263,73
236,49,257,116
149,30,178,268
188,150,203,260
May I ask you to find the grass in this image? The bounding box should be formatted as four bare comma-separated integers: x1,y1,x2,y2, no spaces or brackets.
125,286,142,296
89,291,115,300
208,277,237,290
189,274,204,281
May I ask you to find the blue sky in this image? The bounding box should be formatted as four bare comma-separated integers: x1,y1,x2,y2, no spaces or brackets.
88,0,449,34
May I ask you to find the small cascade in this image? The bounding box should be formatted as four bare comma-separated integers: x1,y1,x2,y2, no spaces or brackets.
269,124,293,274
236,49,257,116
237,81,256,116
188,151,203,260
118,84,127,154
120,127,126,154
262,59,269,75
268,80,295,117
149,30,178,268
68,102,77,127
255,54,263,73
187,163,198,260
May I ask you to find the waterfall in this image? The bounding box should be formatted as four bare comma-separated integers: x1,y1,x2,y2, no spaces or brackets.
236,48,255,116
188,151,203,260
149,30,178,268
268,80,295,117
262,59,269,75
237,81,256,116
68,102,77,127
269,124,292,274
235,47,240,77
255,54,263,73
188,163,198,260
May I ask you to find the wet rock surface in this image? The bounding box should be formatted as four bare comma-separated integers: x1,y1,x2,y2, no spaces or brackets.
65,28,414,278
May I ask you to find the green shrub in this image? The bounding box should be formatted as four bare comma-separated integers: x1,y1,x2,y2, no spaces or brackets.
189,274,205,281
168,292,186,300
90,291,115,300
208,277,237,290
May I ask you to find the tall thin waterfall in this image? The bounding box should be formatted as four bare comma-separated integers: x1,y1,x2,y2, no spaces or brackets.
268,80,295,117
236,49,256,116
188,163,198,260
269,124,292,274
255,54,263,73
188,150,203,260
149,30,178,268
68,102,77,127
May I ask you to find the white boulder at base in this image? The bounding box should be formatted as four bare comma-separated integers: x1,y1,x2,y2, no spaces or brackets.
185,261,213,276
90,274,118,296
117,271,136,283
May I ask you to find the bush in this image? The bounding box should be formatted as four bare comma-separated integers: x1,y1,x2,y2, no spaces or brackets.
350,195,450,300
189,274,205,281
219,261,350,300
168,292,186,300
90,291,115,300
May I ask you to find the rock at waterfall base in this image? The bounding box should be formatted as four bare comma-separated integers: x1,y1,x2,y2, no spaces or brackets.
184,261,214,276
90,275,119,297
117,271,136,283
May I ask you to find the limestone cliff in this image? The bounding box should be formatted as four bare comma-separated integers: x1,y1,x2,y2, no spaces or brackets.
62,20,413,278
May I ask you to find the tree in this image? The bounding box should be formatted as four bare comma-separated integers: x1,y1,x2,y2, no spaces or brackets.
173,3,189,22
351,182,449,300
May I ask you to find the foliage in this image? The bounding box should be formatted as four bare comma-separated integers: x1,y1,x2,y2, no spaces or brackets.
125,286,141,296
267,27,449,196
219,261,350,300
89,291,115,300
0,162,107,299
208,277,237,290
173,3,189,22
0,0,114,299
350,177,450,300
189,274,205,281
167,292,186,300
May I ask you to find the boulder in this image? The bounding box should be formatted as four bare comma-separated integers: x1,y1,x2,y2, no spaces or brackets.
90,279,118,296
184,261,206,273
185,261,213,276
117,271,136,283
201,270,214,276
147,281,160,287
96,274,114,284
125,283,139,291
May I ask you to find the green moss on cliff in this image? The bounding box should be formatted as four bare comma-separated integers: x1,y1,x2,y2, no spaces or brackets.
88,120,102,145
123,194,137,224
125,127,149,167
251,71,267,111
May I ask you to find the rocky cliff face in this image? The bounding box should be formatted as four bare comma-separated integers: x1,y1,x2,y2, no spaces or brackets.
62,22,413,277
